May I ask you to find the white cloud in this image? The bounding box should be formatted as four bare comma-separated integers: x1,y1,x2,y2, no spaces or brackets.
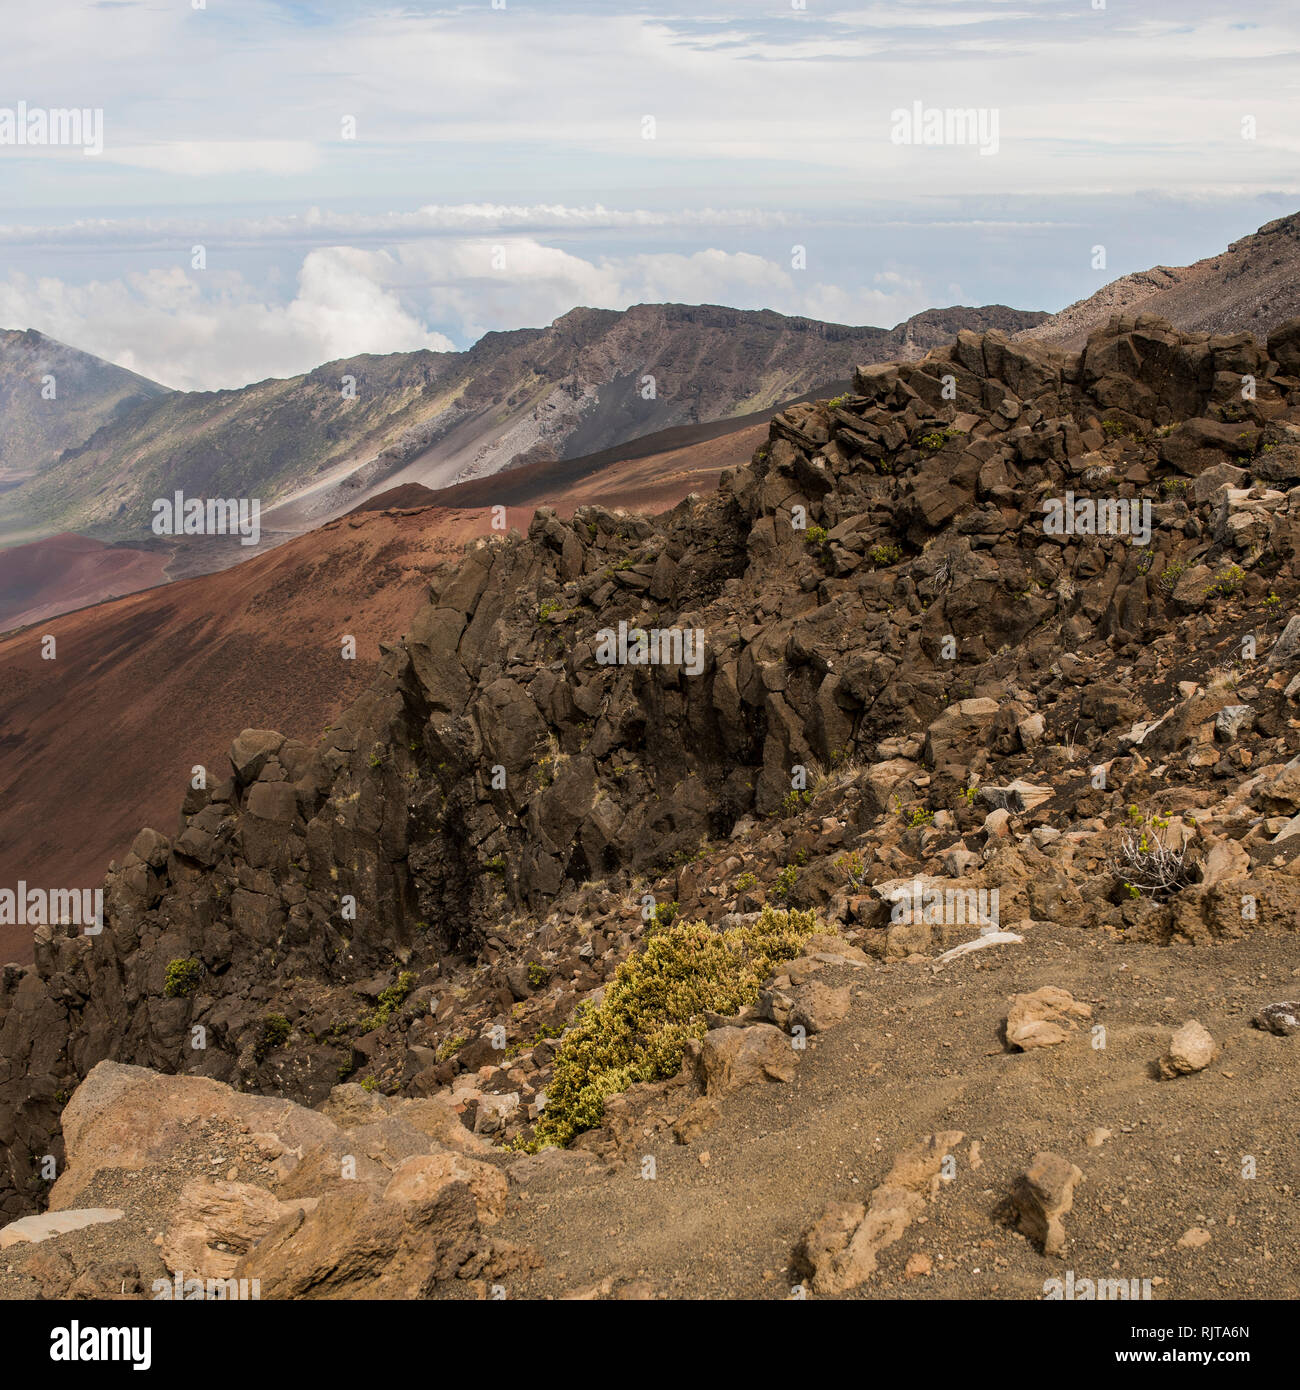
0,204,795,251
0,237,936,390
106,141,323,177
0,251,454,391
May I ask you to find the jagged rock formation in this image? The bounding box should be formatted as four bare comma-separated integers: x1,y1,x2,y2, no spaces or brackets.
4,311,1300,1225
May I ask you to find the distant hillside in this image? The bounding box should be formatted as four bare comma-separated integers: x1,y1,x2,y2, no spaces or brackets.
0,329,169,483
0,302,1046,542
1020,211,1300,350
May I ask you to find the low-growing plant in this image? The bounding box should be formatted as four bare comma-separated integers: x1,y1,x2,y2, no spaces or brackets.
771,864,799,900
1204,565,1244,600
358,971,415,1033
257,1013,291,1060
163,958,203,999
530,907,824,1147
1110,822,1194,901
1158,559,1186,593
834,850,865,889
650,900,680,931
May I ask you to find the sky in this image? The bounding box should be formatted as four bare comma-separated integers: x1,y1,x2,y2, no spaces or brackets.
1,0,1297,391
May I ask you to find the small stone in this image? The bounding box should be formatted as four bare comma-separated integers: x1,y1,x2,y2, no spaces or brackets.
904,1252,933,1278
1214,705,1254,742
1011,1151,1083,1258
1158,1020,1218,1078
1005,986,1092,1051
1086,1127,1112,1148
1254,1001,1300,1036
1177,1227,1212,1249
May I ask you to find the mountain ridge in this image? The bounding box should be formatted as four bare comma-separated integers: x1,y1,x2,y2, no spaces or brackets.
1019,212,1300,350
0,301,1046,543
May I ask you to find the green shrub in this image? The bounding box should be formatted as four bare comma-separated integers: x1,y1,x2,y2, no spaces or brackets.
734,871,757,892
258,1013,291,1058
532,907,823,1148
1158,559,1186,593
869,543,901,566
650,900,679,932
163,958,203,999
527,962,550,988
1204,565,1244,600
358,971,415,1033
771,864,799,900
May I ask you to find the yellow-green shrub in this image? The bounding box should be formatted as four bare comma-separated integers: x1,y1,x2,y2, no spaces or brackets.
533,906,822,1148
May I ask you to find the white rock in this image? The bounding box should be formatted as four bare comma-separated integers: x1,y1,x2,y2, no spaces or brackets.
0,1208,124,1249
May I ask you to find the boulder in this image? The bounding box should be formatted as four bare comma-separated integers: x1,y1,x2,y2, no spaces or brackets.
1005,987,1092,1050
1011,1151,1083,1257
1158,1020,1218,1077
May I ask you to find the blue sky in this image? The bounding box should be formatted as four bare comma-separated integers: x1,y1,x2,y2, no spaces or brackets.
1,0,1297,389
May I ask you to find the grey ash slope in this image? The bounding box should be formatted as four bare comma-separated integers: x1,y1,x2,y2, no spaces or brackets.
0,329,169,482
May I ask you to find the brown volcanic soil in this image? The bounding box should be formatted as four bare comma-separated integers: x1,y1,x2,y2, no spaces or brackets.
0,422,749,965
0,509,464,966
0,533,169,632
434,929,1300,1301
